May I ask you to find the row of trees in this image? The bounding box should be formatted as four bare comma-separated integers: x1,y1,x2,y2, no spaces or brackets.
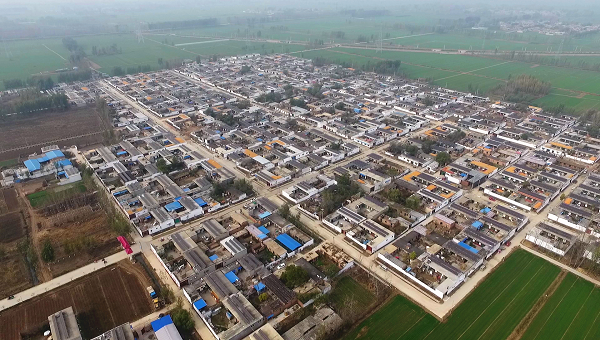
148,18,218,30
0,92,69,117
112,65,153,76
91,44,122,56
489,75,551,104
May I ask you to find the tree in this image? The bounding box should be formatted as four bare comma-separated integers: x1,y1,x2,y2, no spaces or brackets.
421,139,436,154
156,158,169,173
560,193,567,201
405,195,421,210
290,98,307,108
410,251,417,260
240,65,251,74
41,240,55,262
171,306,195,332
280,265,309,289
195,55,201,64
436,152,451,166
334,102,346,111
258,293,269,302
405,145,419,157
236,100,251,109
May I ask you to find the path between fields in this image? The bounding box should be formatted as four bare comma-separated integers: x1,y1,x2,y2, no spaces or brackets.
434,61,512,82
521,246,600,286
42,44,67,61
175,39,229,46
0,131,105,154
0,247,133,312
144,37,203,56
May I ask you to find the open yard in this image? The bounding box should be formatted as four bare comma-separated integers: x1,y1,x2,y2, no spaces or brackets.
343,249,561,340
0,107,108,162
0,260,153,340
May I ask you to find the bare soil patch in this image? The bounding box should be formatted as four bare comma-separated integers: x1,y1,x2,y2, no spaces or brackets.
0,107,108,162
0,211,26,244
0,261,154,340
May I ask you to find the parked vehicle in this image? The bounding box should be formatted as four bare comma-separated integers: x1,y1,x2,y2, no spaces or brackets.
8,295,14,300
276,263,286,270
489,197,496,201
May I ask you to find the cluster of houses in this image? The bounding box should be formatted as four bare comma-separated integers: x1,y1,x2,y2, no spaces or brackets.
150,197,344,340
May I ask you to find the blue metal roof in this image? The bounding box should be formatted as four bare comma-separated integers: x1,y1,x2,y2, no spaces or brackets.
164,201,183,212
194,197,208,207
55,159,72,168
193,299,207,310
258,226,270,235
46,150,64,160
258,211,272,219
209,254,219,261
458,241,479,254
151,315,174,332
254,282,266,292
472,220,483,229
24,159,41,172
258,233,267,240
276,234,301,251
224,271,239,283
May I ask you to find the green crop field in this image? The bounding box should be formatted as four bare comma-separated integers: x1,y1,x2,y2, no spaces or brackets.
343,249,561,340
27,182,87,208
298,47,600,111
521,273,600,340
330,276,375,311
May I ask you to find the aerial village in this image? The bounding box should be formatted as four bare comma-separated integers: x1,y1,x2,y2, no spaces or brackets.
2,53,600,340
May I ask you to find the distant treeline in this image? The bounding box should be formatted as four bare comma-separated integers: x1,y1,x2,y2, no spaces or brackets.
340,9,389,18
312,56,403,76
489,75,551,104
112,65,153,76
148,18,218,30
0,91,69,117
500,52,600,72
3,70,92,91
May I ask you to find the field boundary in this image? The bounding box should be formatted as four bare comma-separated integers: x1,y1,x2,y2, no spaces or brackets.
526,276,580,340
506,270,567,340
440,245,520,321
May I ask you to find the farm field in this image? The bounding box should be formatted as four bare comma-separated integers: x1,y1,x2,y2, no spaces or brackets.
329,276,375,311
520,273,600,340
0,261,153,339
0,107,108,162
26,182,87,208
300,47,600,111
0,188,33,299
343,249,561,340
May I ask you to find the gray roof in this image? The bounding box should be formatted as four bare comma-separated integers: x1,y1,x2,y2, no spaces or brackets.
362,219,391,237
203,219,228,239
206,271,238,299
238,253,263,272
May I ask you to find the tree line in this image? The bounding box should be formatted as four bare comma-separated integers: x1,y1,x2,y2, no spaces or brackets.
0,91,69,117
148,18,218,30
489,75,551,104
